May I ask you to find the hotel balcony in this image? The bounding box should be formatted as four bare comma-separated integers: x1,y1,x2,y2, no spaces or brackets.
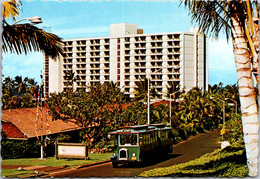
64,47,73,52
151,49,163,54
90,46,101,51
90,64,100,69
167,41,180,47
125,44,130,49
63,58,73,64
134,62,146,68
125,56,130,61
124,69,130,74
167,34,180,40
104,75,110,81
168,48,180,54
64,53,73,58
134,68,146,74
76,58,86,63
104,51,110,56
151,42,163,48
90,69,100,74
104,57,110,62
124,75,130,80
104,69,110,74
125,37,130,42
76,47,86,51
76,40,86,46
134,49,146,55
90,52,100,57
125,62,130,68
134,56,146,61
104,63,110,69
76,52,86,57
151,75,163,80
125,50,130,55
151,62,162,67
104,39,110,44
90,39,100,45
64,41,73,47
76,64,86,69
135,36,146,42
63,64,73,69
134,43,146,49
104,45,110,50
168,54,181,60
150,35,163,41
76,70,86,74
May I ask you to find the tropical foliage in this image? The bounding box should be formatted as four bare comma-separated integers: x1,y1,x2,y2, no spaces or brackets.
2,76,40,109
2,0,63,59
45,82,132,145
134,78,159,102
181,0,259,176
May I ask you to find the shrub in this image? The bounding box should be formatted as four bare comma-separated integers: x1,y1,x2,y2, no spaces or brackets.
221,114,244,144
1,141,40,159
139,143,248,177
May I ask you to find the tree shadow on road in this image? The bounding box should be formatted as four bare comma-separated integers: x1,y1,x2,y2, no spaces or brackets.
116,153,183,169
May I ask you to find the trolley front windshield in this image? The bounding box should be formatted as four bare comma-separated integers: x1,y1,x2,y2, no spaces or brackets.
119,134,138,146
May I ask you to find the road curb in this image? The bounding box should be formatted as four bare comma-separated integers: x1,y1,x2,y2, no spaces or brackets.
76,160,111,169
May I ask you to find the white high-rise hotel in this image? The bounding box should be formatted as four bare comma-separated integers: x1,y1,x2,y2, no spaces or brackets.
45,23,208,99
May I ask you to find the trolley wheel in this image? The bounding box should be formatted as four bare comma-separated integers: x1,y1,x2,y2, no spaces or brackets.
112,162,118,168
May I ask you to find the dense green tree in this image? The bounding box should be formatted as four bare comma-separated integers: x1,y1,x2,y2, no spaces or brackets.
2,76,38,109
46,82,130,145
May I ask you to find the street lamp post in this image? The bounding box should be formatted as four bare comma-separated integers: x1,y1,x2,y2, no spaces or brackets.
13,16,44,159
169,90,181,127
225,98,237,115
12,16,42,25
210,97,225,137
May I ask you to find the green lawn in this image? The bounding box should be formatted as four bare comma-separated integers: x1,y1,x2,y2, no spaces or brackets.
1,169,39,178
139,144,248,177
2,152,112,178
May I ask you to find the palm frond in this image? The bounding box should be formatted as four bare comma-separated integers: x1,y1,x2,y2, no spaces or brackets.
2,0,21,20
2,22,64,59
180,0,232,40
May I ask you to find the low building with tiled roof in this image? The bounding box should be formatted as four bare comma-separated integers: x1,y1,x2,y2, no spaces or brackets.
1,108,81,140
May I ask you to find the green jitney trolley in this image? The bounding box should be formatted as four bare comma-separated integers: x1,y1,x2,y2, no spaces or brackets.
109,124,174,167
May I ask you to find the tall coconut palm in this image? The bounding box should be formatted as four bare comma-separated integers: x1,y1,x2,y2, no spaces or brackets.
13,75,27,95
2,0,63,59
134,78,159,102
181,0,259,176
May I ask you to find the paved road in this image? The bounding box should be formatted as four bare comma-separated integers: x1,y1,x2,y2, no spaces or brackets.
48,130,221,177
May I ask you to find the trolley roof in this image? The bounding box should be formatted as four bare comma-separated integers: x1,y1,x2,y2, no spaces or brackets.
109,124,172,135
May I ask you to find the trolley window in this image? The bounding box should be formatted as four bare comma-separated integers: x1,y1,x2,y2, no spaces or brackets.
119,134,138,146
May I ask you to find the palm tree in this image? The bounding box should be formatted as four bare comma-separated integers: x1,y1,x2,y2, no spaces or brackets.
2,0,63,59
181,1,259,176
3,76,14,95
134,78,158,102
13,75,27,95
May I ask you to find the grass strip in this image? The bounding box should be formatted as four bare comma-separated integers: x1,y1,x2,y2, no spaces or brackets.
139,143,248,177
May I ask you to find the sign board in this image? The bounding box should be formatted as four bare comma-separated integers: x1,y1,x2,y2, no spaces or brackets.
55,141,88,160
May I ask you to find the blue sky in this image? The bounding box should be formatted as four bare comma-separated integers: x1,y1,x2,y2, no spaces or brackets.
3,0,237,86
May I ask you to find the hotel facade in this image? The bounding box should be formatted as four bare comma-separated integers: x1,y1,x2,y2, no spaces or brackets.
45,23,208,99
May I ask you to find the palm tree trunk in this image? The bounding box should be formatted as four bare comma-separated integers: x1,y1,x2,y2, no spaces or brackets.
230,15,259,177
